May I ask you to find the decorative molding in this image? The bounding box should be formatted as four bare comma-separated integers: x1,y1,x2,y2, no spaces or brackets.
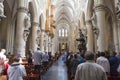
32,22,39,27
17,7,28,13
94,4,107,12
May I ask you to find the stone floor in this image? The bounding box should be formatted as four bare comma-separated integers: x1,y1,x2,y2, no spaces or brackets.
42,57,68,80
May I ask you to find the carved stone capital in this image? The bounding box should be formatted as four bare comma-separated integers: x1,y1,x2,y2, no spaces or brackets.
17,7,28,13
94,4,107,12
32,22,39,27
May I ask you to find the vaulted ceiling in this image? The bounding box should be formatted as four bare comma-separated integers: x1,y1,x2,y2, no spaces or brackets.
53,0,75,26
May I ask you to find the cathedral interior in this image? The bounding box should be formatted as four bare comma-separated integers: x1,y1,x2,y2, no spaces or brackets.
0,0,120,80
0,0,120,56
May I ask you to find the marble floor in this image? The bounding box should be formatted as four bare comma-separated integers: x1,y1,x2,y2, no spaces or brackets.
43,57,68,80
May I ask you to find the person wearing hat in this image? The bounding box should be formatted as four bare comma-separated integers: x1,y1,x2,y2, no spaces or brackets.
75,51,107,80
7,57,26,80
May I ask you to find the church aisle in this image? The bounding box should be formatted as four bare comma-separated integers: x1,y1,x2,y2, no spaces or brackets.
43,57,68,80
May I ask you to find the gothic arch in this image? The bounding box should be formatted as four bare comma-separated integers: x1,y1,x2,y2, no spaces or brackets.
105,8,116,51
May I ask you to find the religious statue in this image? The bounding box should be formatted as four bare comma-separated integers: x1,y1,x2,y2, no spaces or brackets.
92,13,99,39
76,29,87,52
24,13,31,30
23,13,31,41
116,0,120,19
0,0,6,18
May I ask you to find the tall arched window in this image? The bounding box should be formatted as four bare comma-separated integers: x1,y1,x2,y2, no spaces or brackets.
59,29,61,37
62,29,64,37
58,28,68,37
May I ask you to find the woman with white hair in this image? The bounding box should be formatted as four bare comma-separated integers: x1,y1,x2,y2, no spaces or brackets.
0,49,7,74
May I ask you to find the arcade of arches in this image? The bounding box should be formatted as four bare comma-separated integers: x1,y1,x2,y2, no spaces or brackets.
0,0,120,57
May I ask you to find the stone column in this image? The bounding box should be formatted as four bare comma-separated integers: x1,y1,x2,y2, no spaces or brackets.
40,30,45,52
6,21,15,54
31,22,39,52
94,4,106,52
46,33,49,52
86,20,94,52
118,20,120,52
113,20,119,53
85,0,94,52
15,6,28,57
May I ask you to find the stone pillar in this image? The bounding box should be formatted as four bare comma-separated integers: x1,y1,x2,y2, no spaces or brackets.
48,36,51,52
113,20,119,53
46,34,49,52
31,22,39,52
40,30,45,52
86,20,94,52
15,5,28,57
118,20,120,52
95,4,106,52
6,21,15,54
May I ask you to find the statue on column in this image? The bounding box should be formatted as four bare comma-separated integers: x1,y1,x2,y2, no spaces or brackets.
116,0,120,19
24,13,31,30
76,29,87,52
36,29,41,47
92,13,99,39
23,13,31,41
0,0,6,18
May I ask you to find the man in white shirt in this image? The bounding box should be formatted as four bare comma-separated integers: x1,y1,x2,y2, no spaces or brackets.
32,47,43,70
96,52,110,73
75,51,107,80
7,57,26,80
42,52,49,65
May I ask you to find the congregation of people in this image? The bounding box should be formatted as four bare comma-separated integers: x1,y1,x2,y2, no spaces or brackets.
0,47,120,80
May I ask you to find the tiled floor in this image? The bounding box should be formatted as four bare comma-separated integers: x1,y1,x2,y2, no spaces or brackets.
43,57,68,80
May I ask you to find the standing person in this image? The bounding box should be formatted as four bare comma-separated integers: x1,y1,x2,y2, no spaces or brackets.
96,52,110,74
70,54,80,80
7,57,26,80
27,50,33,65
109,51,119,76
42,52,49,66
32,47,43,70
116,52,120,63
0,49,7,74
75,51,107,80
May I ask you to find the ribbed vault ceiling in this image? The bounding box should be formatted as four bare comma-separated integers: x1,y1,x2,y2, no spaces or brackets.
54,0,75,26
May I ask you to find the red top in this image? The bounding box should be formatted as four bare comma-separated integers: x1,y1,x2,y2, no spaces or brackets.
2,63,9,75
